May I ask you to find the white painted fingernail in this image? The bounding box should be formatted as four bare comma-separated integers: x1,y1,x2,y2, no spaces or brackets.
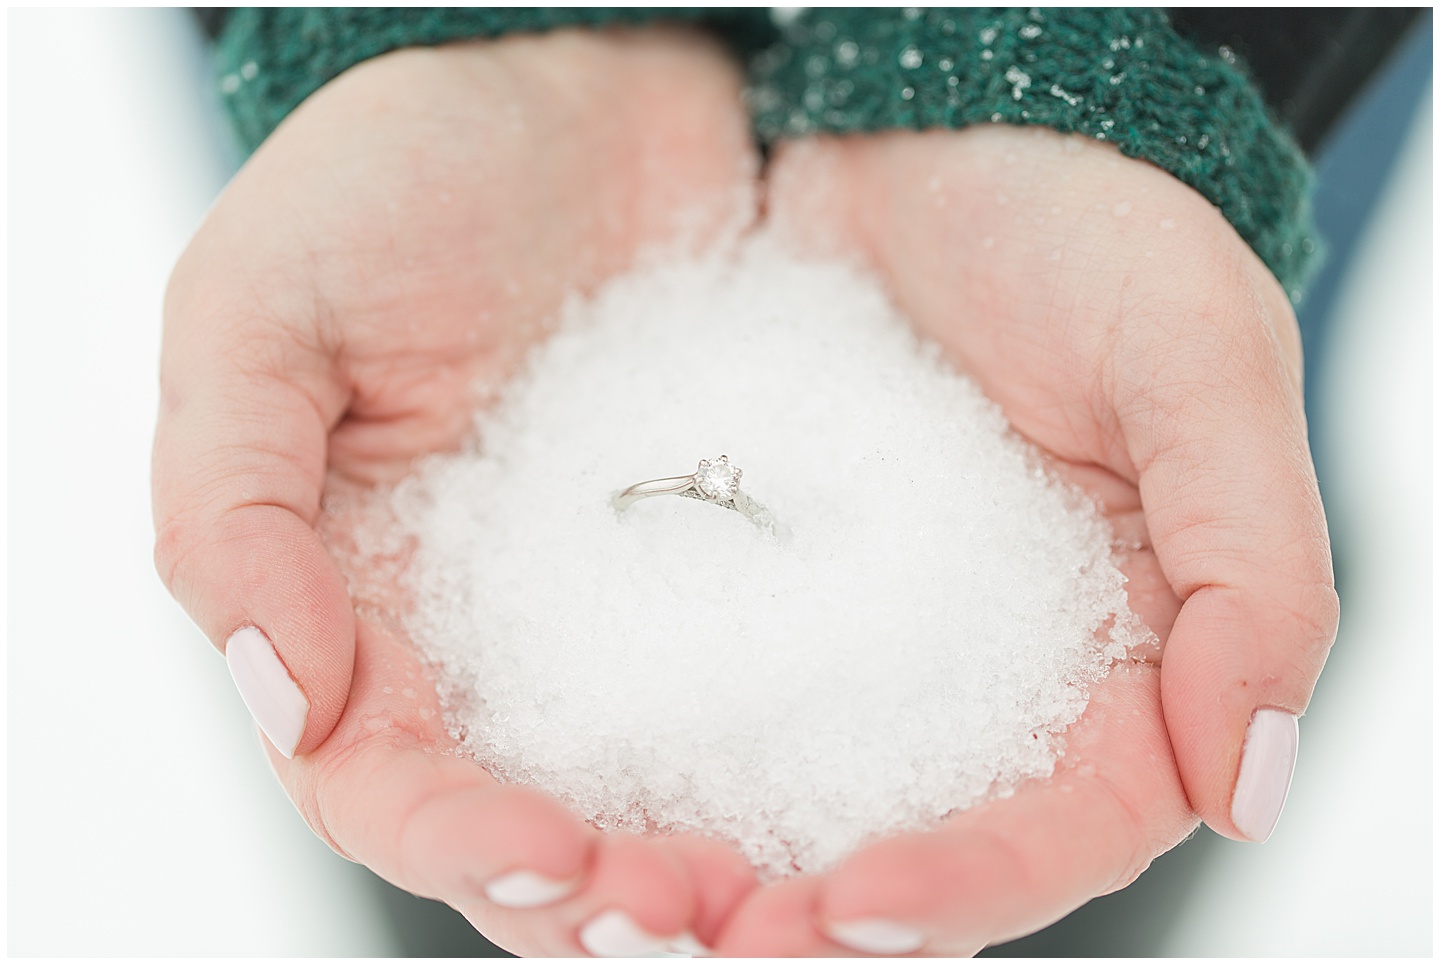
1232,707,1300,842
225,626,309,759
483,869,581,909
579,909,674,957
825,918,926,955
666,931,712,956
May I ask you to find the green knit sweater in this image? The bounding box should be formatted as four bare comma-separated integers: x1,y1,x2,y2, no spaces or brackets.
215,7,1319,298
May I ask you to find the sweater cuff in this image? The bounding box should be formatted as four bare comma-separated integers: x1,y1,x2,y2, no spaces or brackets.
214,7,756,158
746,8,1320,300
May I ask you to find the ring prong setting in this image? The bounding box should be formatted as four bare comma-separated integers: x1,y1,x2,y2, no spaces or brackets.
695,454,742,502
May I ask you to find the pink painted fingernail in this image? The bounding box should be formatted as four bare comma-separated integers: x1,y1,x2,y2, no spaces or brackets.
825,918,926,955
225,626,309,758
579,909,675,957
483,869,581,909
667,931,713,956
1231,707,1299,842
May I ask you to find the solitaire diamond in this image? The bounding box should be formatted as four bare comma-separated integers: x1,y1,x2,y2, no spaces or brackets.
695,456,741,501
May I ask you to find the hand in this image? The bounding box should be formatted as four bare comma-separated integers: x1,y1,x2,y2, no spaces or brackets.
710,126,1338,955
153,27,761,955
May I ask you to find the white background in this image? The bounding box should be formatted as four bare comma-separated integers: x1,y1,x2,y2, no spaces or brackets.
6,9,1432,956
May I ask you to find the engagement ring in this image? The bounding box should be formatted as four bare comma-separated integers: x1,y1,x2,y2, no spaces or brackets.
613,455,781,534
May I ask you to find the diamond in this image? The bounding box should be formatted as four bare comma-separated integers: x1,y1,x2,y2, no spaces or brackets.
695,456,741,501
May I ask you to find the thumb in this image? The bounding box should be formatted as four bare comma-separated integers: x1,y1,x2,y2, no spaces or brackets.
152,279,354,759
1123,280,1339,843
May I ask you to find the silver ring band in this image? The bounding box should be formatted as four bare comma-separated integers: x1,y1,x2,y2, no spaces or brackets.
613,455,781,533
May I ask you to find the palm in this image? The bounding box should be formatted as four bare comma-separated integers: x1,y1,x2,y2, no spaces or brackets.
211,30,757,485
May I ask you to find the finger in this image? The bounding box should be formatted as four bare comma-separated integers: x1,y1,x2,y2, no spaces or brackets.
467,824,759,956
490,830,760,956
713,877,857,957
811,666,1194,956
661,833,763,950
261,617,595,892
153,269,354,757
1118,271,1339,842
275,735,598,906
457,835,704,957
569,836,701,957
266,624,725,958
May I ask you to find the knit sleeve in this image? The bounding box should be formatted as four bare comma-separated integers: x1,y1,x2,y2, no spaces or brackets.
213,7,772,158
746,8,1320,300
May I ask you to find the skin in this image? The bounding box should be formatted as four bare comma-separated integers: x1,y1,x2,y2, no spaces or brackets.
153,27,1338,957
715,129,1337,954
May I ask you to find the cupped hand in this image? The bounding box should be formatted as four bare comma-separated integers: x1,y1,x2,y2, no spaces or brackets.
709,126,1338,955
157,34,1339,955
153,27,761,955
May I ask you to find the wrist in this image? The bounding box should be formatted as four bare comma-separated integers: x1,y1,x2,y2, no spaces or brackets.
746,8,1320,301
214,8,773,158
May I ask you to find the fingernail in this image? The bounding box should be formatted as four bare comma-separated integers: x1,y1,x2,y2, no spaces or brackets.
579,909,675,957
225,626,309,759
825,918,926,955
483,869,581,909
667,931,713,956
1231,707,1300,842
